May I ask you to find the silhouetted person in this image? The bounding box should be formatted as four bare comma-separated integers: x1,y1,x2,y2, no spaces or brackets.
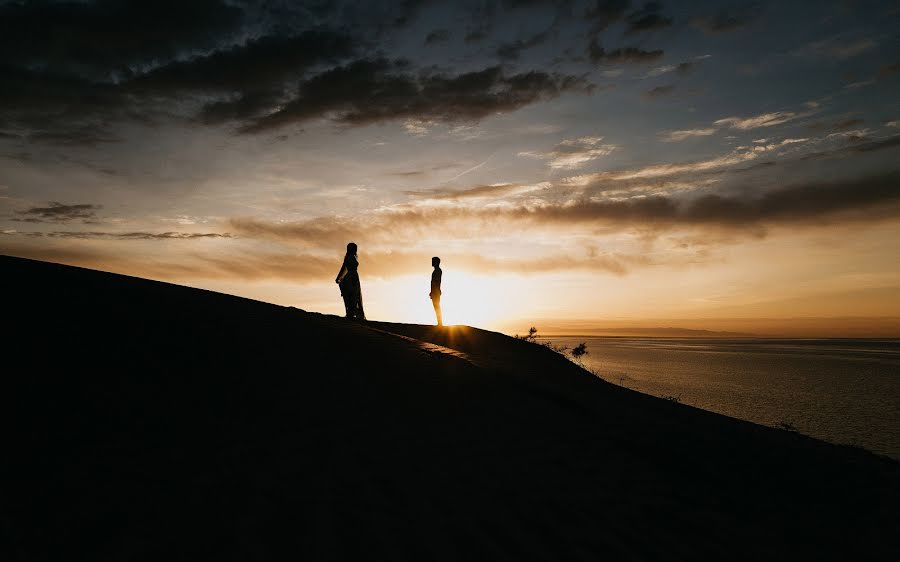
430,256,443,326
336,242,366,320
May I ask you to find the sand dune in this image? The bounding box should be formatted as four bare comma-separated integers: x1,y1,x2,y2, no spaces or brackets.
2,255,898,561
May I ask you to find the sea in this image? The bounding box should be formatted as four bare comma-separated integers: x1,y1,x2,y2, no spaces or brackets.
541,337,900,460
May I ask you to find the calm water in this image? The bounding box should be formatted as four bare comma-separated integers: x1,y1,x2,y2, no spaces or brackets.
543,337,900,459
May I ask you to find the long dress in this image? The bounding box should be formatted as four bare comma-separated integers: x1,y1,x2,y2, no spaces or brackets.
336,253,365,319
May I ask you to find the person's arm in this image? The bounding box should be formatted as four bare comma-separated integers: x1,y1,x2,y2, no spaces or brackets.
430,269,441,296
336,259,348,284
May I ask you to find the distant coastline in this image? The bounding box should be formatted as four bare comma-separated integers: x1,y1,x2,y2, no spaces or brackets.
541,327,757,337
505,316,900,338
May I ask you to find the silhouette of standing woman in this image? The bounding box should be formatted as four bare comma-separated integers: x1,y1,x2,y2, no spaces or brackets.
336,242,366,320
430,256,443,326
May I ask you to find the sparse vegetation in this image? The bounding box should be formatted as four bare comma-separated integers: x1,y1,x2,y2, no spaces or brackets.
776,421,798,432
662,394,681,403
571,342,588,362
514,326,539,342
516,326,591,367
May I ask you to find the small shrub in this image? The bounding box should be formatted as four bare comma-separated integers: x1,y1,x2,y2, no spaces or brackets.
571,343,588,361
543,341,569,354
516,326,570,353
776,421,797,432
515,326,538,342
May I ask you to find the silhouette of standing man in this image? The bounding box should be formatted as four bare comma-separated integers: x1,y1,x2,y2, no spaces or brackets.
430,256,443,326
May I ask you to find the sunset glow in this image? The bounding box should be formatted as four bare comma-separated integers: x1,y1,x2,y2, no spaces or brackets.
1,1,898,336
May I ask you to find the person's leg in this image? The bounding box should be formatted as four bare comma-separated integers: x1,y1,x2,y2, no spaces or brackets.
432,295,443,326
342,293,353,317
356,293,366,320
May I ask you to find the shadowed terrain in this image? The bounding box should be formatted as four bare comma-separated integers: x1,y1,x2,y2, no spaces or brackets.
2,255,899,561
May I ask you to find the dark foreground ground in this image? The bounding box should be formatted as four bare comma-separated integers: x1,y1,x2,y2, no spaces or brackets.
2,255,899,561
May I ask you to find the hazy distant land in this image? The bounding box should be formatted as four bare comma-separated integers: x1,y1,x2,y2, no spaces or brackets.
549,327,758,337
511,317,900,338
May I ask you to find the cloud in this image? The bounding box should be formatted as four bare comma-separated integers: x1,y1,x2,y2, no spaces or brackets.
588,150,760,180
0,0,245,77
240,60,593,133
0,238,650,282
644,84,675,99
1,3,598,140
40,231,233,241
799,134,900,161
129,30,358,125
796,37,876,60
0,0,254,137
496,29,552,60
405,182,550,201
587,40,664,64
583,0,632,34
501,171,900,229
425,29,451,45
15,202,101,223
0,242,339,283
714,111,798,130
624,2,673,35
691,3,761,34
879,59,900,78
228,170,900,247
659,128,717,142
26,128,120,147
519,137,618,169
662,107,811,142
809,118,864,132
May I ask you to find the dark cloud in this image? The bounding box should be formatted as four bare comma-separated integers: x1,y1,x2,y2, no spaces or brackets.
796,36,875,60
16,203,101,223
0,64,126,133
800,135,900,160
588,40,664,64
229,170,900,245
644,84,676,98
0,1,618,140
879,59,900,78
425,29,451,45
676,61,696,75
26,128,120,147
807,118,865,132
42,231,233,240
505,171,900,228
497,30,552,60
851,136,900,153
129,30,356,95
833,118,865,130
0,0,245,78
465,29,488,42
625,2,673,35
691,3,761,34
240,60,593,133
388,0,430,28
584,0,632,34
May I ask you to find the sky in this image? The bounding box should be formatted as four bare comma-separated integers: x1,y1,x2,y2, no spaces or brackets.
1,0,899,335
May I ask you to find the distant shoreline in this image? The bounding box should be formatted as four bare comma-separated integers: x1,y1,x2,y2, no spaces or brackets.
539,333,900,339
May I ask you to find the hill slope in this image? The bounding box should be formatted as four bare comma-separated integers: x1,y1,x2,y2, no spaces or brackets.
2,255,898,561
